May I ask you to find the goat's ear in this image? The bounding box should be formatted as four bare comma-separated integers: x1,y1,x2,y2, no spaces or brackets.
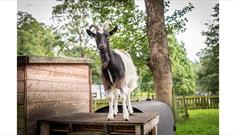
109,26,118,36
86,29,96,38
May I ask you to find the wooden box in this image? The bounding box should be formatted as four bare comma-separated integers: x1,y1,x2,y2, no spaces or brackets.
17,56,92,135
38,112,159,135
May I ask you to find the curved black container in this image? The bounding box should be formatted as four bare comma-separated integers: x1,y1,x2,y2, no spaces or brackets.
95,100,175,135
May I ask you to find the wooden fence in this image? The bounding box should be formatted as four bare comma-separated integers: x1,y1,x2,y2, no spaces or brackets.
92,96,219,112
176,96,219,110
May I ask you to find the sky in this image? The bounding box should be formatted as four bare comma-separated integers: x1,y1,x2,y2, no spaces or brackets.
18,0,218,61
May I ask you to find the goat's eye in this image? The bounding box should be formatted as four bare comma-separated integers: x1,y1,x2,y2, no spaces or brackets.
104,33,109,37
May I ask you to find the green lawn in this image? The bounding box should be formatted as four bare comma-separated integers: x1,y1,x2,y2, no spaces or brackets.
176,109,219,135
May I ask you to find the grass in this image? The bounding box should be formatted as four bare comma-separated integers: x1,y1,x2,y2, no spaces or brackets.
176,109,219,135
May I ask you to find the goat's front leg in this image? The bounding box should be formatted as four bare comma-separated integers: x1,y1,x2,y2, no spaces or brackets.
121,88,129,121
107,90,114,120
113,90,119,117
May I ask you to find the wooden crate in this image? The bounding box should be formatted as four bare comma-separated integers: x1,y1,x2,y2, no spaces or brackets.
17,56,92,135
38,113,159,135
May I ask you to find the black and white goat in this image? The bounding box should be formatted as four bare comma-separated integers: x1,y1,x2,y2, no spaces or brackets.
86,22,138,121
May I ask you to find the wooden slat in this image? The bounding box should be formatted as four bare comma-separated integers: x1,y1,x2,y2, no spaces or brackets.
17,93,25,105
151,126,157,135
27,64,88,76
143,115,159,135
17,117,25,129
17,68,25,80
18,56,92,64
27,91,89,103
17,81,25,92
26,80,89,92
135,125,141,135
27,101,89,119
40,121,50,135
17,105,24,117
26,68,89,84
17,128,25,135
69,131,104,135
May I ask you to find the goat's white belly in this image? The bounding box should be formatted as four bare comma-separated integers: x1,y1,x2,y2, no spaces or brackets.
113,49,138,91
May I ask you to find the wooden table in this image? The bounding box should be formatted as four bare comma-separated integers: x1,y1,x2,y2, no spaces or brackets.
38,112,159,135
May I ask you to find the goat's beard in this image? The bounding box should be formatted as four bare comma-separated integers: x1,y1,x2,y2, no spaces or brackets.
101,52,110,69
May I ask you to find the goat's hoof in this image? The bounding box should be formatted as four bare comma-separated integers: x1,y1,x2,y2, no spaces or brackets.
108,119,111,121
125,119,129,121
130,113,134,116
114,114,117,117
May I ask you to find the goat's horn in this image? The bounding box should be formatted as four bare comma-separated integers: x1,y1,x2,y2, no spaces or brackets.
103,20,112,31
89,24,100,32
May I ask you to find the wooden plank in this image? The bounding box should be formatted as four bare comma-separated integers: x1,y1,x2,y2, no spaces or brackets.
135,125,141,135
27,64,89,76
143,115,159,135
26,80,89,92
151,126,157,135
18,56,92,64
17,128,25,135
17,92,25,105
26,68,89,84
17,81,25,92
27,91,89,103
27,101,89,119
17,105,24,117
89,67,92,112
17,68,25,80
40,113,158,125
40,121,50,135
69,131,104,135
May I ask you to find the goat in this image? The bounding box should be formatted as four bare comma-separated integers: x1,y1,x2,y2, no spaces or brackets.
86,22,138,121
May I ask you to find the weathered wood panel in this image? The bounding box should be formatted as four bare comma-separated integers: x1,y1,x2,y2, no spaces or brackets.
26,68,89,84
17,56,92,135
17,81,25,93
27,64,88,76
27,91,89,103
26,80,89,92
17,92,25,105
27,101,89,119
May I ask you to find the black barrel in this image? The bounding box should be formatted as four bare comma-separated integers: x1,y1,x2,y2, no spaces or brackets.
95,100,175,135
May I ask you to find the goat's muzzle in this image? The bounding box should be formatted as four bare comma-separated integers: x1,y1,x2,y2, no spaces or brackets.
100,51,110,69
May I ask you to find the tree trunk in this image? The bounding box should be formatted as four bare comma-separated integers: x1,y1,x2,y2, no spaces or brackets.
145,0,173,107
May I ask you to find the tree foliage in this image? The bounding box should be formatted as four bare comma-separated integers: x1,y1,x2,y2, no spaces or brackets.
17,0,198,96
168,35,196,95
17,11,63,56
197,4,219,95
51,0,195,92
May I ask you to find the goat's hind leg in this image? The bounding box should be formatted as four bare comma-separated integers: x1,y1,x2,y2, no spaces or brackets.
127,80,137,116
127,94,134,116
121,87,129,121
